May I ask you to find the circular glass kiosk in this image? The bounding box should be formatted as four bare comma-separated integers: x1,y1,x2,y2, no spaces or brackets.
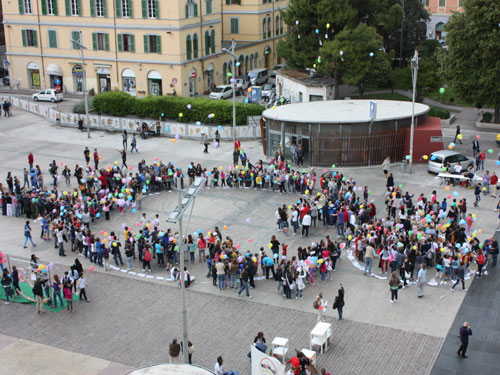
262,99,430,167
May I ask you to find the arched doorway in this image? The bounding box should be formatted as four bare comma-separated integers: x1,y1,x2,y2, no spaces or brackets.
264,46,271,70
206,63,214,91
435,22,444,40
46,63,63,91
147,70,162,96
189,68,196,96
122,68,136,96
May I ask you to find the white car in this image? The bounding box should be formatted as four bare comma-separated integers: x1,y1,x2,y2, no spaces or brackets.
32,89,64,103
261,83,276,100
234,76,250,95
209,85,233,100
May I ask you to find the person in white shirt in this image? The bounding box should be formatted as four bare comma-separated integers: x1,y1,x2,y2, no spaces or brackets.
78,272,89,302
214,356,226,375
140,213,149,227
301,213,311,238
454,163,462,175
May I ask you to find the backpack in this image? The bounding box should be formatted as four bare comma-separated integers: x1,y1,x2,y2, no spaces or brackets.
144,249,152,262
313,300,320,309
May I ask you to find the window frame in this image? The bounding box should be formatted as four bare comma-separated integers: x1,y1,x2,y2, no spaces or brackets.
230,17,239,34
267,16,271,38
262,18,266,39
24,0,33,14
147,0,157,18
186,35,192,60
48,29,58,48
193,33,198,58
47,0,56,15
438,0,446,7
95,0,105,17
121,0,131,17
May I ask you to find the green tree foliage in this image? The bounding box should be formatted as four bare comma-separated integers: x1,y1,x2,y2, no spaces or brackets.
319,24,391,97
441,0,500,121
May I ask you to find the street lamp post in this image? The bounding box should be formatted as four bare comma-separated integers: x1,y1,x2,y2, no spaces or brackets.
166,177,206,364
222,40,237,144
399,0,405,69
409,49,419,174
71,32,90,139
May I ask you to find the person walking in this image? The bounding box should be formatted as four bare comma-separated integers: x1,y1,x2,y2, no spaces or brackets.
78,271,89,302
301,213,311,238
314,292,325,322
130,134,138,153
472,139,480,158
169,338,181,364
389,271,400,303
23,220,36,248
214,356,226,375
364,244,375,275
454,125,462,144
457,322,472,358
83,147,91,166
237,264,251,298
333,284,345,320
473,183,481,207
451,262,466,291
122,130,128,149
416,263,426,298
33,276,44,314
63,281,73,312
382,156,391,178
1,270,13,304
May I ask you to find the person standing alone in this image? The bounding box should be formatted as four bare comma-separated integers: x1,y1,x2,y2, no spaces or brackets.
457,322,472,358
169,338,181,363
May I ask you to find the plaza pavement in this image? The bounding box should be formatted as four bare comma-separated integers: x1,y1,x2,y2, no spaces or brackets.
0,107,498,374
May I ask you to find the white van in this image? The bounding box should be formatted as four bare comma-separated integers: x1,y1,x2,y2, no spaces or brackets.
248,69,269,86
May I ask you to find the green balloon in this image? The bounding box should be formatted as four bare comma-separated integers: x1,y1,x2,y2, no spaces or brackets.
439,87,445,94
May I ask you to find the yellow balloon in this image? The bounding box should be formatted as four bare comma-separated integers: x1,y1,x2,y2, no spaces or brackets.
114,161,118,165
458,134,463,140
348,235,352,240
268,243,273,248
422,155,428,160
178,113,183,117
305,189,309,195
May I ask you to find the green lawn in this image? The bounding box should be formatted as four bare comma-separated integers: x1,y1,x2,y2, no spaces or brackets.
426,87,475,107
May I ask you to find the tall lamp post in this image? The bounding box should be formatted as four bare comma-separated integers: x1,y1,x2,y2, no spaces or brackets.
166,176,206,364
71,31,90,139
222,40,237,144
409,48,419,174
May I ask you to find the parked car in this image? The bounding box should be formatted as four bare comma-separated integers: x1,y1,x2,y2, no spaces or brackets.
247,69,269,86
427,150,474,174
261,83,276,101
234,76,250,95
270,64,286,78
32,89,64,103
209,85,233,100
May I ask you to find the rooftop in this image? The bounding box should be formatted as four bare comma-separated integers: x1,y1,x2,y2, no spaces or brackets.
262,99,430,124
277,69,335,87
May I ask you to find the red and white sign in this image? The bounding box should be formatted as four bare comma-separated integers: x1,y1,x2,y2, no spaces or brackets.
191,72,196,78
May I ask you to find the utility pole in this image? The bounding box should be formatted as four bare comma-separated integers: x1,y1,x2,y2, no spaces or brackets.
72,31,90,138
223,40,237,144
409,49,419,174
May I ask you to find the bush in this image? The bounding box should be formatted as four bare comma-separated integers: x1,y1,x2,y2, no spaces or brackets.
428,107,450,119
72,98,94,114
481,112,493,123
92,91,265,125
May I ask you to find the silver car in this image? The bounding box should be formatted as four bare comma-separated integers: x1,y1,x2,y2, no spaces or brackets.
427,150,474,174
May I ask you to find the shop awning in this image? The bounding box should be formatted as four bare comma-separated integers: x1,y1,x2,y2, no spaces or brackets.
122,68,136,78
435,23,445,31
27,62,39,70
46,63,62,76
148,70,162,80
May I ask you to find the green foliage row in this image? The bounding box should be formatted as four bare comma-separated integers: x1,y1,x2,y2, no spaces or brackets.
92,91,265,125
428,107,450,119
481,112,493,123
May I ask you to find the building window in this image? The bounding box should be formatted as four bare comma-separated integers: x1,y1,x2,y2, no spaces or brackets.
439,0,445,6
267,16,271,38
93,32,110,51
458,0,463,6
211,30,215,54
71,0,80,16
94,0,105,17
144,34,161,53
205,0,212,14
45,0,57,15
193,33,198,58
275,15,279,35
226,0,241,4
23,0,33,14
262,18,266,39
48,30,58,48
118,33,135,52
280,17,283,34
186,0,198,18
186,35,192,60
22,30,38,47
254,53,259,67
205,31,210,55
230,18,239,34
121,0,131,17
147,0,158,18
71,31,81,49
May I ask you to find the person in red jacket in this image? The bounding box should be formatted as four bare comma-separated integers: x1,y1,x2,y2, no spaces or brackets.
28,152,34,169
491,172,498,197
93,149,100,170
476,250,485,278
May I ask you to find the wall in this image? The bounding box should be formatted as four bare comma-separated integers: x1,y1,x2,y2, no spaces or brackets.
275,75,334,103
1,94,261,140
404,116,444,162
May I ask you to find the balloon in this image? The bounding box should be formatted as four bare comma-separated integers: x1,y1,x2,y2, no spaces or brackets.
315,29,319,34
268,243,273,248
457,134,463,140
178,113,183,117
89,266,94,272
445,186,450,191
439,87,445,94
476,135,480,139
331,164,336,169
369,52,374,57
195,121,201,126
339,50,343,56
422,155,428,160
248,238,253,243
245,218,251,223
218,125,223,130
488,149,493,154
165,126,169,132
171,139,177,143
295,20,299,25
348,235,352,240
187,104,192,109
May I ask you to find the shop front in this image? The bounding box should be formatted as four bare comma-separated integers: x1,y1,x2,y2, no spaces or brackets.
122,69,137,96
46,63,63,92
72,64,84,93
96,66,111,92
148,70,162,96
27,62,41,89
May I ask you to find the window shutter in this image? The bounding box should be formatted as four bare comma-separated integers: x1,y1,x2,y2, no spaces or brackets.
22,30,27,47
90,0,96,16
144,34,149,53
72,31,80,49
155,35,161,54
115,0,121,17
141,0,147,18
225,0,229,5
194,3,198,17
237,0,241,4
211,30,215,53
33,30,38,47
117,34,123,51
92,32,98,50
49,30,56,48
193,35,198,58
128,0,132,17
130,34,135,52
104,33,110,51
53,0,58,15
65,0,70,15
18,0,24,14
186,36,191,60
154,0,159,18
103,0,108,16
205,32,209,55
42,0,47,15
185,4,188,18
78,0,82,16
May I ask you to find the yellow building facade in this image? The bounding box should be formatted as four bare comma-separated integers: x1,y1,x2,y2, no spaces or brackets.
3,0,288,97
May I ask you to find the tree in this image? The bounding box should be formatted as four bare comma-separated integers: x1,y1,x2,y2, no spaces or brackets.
441,0,500,122
319,24,391,97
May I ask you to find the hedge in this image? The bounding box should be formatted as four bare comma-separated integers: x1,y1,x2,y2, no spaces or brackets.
428,107,450,119
481,112,493,123
92,91,265,125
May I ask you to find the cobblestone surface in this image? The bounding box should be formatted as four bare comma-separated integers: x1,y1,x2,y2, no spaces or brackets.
0,268,442,375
